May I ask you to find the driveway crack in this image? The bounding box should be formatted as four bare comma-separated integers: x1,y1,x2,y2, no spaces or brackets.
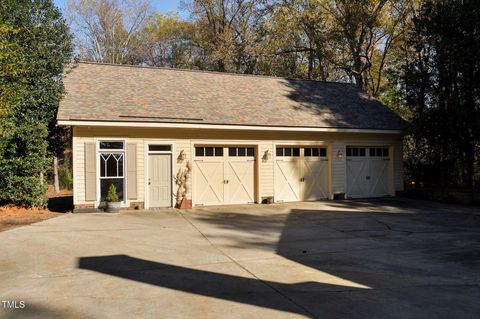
177,210,317,318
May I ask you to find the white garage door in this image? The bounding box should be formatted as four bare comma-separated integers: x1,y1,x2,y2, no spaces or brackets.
274,147,329,202
346,146,391,198
193,146,255,206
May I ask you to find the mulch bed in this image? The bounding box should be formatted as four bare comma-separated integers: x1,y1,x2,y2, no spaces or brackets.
0,190,73,232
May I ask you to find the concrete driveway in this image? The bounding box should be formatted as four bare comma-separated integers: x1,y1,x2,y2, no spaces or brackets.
1,199,479,319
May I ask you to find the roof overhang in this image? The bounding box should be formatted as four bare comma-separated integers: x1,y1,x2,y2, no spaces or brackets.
57,119,403,134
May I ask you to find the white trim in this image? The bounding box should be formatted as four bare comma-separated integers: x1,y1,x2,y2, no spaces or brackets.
95,138,128,208
144,141,175,209
58,120,402,134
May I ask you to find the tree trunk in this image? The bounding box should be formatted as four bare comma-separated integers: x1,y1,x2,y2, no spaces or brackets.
53,156,60,193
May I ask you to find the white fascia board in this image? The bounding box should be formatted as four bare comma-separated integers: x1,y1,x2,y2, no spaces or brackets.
57,120,402,134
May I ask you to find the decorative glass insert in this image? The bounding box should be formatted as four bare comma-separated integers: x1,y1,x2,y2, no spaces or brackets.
346,147,366,157
228,147,255,157
369,147,389,157
100,153,124,177
99,141,124,150
276,147,300,157
304,147,327,157
149,145,171,152
195,147,223,157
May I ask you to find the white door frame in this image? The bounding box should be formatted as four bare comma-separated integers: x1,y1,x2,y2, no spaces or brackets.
94,137,128,208
144,141,175,209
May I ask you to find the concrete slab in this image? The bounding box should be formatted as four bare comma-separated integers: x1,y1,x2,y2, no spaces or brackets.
1,199,479,318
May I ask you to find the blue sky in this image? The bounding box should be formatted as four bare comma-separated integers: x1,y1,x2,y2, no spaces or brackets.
53,0,185,16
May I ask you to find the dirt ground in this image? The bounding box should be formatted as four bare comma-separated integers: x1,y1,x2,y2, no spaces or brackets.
0,190,73,232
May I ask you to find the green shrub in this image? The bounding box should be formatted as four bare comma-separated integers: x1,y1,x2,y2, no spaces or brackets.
58,157,73,190
0,116,49,207
105,184,119,202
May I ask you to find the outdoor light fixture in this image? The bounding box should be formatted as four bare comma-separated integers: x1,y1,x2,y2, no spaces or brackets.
336,150,344,159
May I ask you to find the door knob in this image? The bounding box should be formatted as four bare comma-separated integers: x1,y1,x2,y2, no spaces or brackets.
148,178,151,185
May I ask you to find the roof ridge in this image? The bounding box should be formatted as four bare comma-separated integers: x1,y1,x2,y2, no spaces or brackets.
76,61,354,85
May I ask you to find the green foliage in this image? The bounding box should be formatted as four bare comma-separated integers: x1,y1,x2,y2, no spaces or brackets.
105,184,119,202
0,0,72,207
403,0,480,188
58,157,73,190
0,115,50,207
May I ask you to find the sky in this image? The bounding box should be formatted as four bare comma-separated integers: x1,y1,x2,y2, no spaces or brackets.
53,0,185,17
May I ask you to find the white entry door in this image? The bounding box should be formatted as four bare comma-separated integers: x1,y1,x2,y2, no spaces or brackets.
274,147,329,202
193,146,255,206
346,146,391,198
148,154,172,207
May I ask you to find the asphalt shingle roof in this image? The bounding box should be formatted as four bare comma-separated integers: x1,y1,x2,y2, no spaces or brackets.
57,62,406,130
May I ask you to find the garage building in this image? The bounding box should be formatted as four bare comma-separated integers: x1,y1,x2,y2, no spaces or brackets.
57,62,406,211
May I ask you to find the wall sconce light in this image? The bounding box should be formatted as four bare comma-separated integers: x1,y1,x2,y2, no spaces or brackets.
263,150,272,161
336,150,344,159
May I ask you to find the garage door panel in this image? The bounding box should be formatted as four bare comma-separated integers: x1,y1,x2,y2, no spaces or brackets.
274,160,301,202
226,160,255,204
346,159,369,198
193,146,255,206
369,159,389,197
346,146,391,198
303,160,328,200
194,160,224,205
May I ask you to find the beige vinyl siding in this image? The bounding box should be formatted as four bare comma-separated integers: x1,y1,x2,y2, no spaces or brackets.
258,141,275,198
136,142,145,201
331,142,346,194
72,126,404,206
175,139,191,200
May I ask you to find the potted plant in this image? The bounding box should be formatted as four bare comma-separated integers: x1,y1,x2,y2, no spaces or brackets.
105,184,121,213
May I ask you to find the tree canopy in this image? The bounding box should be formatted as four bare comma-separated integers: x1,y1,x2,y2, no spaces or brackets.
0,0,72,207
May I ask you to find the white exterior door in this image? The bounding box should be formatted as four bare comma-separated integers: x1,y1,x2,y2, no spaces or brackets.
346,146,391,198
274,147,329,202
148,154,172,207
193,146,255,206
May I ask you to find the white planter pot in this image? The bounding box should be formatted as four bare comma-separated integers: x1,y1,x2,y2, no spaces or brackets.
106,201,121,213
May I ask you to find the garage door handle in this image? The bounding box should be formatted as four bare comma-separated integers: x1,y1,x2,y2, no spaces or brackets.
366,176,371,180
